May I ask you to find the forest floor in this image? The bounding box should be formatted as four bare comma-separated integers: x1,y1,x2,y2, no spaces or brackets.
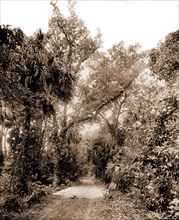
2,176,153,220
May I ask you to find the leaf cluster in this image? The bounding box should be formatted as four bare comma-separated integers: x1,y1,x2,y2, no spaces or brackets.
149,30,179,82
137,97,179,216
89,137,112,182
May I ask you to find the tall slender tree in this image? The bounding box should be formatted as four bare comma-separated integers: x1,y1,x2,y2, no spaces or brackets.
47,1,102,185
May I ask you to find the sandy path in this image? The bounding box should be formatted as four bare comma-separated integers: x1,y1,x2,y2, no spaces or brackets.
53,176,106,199
19,176,148,220
37,176,108,220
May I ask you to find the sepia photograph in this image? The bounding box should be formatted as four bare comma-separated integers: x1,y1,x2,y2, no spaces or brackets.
0,0,179,219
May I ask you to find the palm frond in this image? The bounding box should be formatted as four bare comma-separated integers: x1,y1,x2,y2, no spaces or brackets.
50,67,75,102
42,99,55,117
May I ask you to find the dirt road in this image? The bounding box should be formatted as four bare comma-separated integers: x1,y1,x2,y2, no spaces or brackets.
53,176,106,199
32,176,148,220
40,176,108,220
12,176,149,220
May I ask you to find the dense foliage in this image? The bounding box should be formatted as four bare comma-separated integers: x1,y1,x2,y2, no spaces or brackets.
86,30,179,219
137,30,179,219
0,1,100,215
89,137,111,182
139,97,179,215
149,30,179,82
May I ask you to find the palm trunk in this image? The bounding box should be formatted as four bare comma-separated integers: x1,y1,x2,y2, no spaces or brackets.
11,105,31,196
3,127,8,157
1,121,5,156
52,101,60,186
53,103,68,186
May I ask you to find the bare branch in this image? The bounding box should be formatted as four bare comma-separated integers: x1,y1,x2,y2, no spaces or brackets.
57,22,74,47
99,112,110,125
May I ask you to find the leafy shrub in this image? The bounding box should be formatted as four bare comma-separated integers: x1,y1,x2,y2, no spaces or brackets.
138,96,179,217
39,149,55,185
26,182,46,208
89,137,111,182
55,144,81,185
3,196,22,212
140,146,179,212
115,168,134,192
106,150,135,193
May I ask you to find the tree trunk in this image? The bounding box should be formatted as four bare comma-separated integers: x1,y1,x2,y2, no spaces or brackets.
53,103,69,186
11,104,31,196
22,105,31,194
52,101,60,187
3,127,9,157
